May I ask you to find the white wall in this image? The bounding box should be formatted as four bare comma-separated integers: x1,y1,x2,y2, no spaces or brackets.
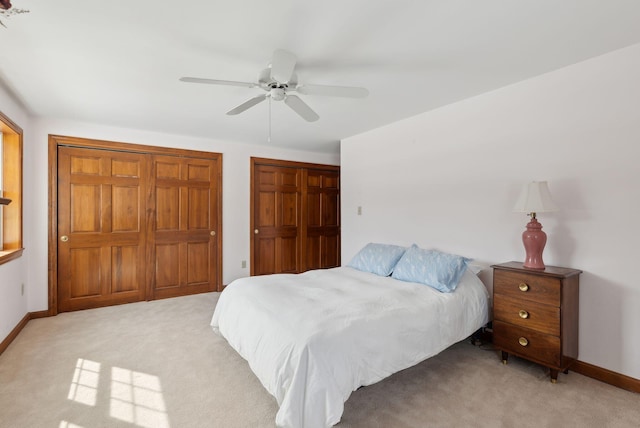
341,43,640,380
0,85,30,341
19,119,338,324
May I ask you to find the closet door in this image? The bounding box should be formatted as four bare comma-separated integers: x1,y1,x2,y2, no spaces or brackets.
150,155,221,298
304,169,340,271
252,164,301,275
57,147,147,312
251,158,340,276
51,135,223,314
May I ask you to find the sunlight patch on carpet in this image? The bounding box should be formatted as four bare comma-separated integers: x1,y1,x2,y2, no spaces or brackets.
65,358,170,427
59,421,85,428
67,359,101,406
110,366,170,428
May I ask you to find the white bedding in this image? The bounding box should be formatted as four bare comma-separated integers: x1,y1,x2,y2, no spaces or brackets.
210,266,489,428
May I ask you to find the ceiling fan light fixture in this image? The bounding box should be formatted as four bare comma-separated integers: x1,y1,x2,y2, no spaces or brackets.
270,87,286,101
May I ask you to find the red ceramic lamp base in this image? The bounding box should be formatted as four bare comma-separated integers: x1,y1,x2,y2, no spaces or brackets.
522,217,547,270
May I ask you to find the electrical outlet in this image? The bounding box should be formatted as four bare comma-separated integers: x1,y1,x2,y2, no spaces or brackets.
357,206,362,215
241,260,247,269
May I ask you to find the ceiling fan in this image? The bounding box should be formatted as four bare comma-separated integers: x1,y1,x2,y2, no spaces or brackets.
180,49,369,122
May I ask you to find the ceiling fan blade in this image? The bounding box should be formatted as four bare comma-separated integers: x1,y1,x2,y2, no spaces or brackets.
226,95,268,115
180,77,256,88
284,95,319,122
296,84,369,98
270,49,297,83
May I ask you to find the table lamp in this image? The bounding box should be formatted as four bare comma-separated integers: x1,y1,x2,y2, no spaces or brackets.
513,181,558,269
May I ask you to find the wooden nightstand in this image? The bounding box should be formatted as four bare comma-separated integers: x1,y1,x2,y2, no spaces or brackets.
491,261,582,383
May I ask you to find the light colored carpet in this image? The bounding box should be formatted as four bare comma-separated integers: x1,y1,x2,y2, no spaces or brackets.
0,292,638,428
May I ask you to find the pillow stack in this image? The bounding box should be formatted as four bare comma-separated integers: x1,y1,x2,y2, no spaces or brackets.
348,243,470,293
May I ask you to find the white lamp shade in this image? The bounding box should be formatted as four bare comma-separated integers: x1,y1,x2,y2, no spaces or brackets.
513,181,558,213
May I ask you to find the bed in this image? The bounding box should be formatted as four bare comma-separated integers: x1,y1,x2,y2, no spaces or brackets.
211,244,490,428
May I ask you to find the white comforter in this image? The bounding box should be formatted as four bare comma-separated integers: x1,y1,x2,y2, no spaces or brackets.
211,267,489,428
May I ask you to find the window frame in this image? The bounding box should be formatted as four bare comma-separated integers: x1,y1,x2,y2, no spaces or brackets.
0,110,24,265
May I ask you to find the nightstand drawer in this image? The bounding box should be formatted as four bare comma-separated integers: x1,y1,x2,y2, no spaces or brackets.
493,320,560,367
494,270,560,306
493,295,560,336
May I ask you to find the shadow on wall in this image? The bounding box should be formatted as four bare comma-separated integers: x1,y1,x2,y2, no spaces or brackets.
579,272,624,374
546,177,587,268
549,222,578,267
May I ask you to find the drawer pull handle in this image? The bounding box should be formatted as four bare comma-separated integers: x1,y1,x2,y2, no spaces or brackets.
518,337,529,347
518,310,529,319
518,283,529,292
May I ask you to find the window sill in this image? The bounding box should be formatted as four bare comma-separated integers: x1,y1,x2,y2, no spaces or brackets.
0,248,24,266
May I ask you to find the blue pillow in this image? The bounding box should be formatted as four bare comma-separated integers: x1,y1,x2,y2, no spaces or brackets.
391,245,470,292
347,243,407,276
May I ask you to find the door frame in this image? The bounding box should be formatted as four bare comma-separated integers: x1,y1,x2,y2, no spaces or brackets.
250,157,340,276
48,135,223,316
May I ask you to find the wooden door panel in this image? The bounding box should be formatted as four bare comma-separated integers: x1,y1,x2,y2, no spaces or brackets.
281,169,299,187
70,184,101,232
280,237,298,273
69,247,102,298
322,235,340,267
155,243,180,289
155,186,180,231
111,186,140,232
280,192,298,227
111,245,142,293
111,158,141,177
306,236,321,270
70,155,101,175
156,161,180,179
323,174,339,189
257,238,276,274
258,170,276,186
58,147,147,312
307,194,321,227
322,193,339,227
258,191,276,227
151,155,220,298
188,188,210,230
187,163,211,180
187,241,210,284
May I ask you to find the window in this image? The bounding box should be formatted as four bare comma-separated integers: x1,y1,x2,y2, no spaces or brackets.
0,110,23,265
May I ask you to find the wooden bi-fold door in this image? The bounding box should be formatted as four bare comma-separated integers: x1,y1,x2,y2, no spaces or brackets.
57,147,148,312
150,155,220,299
52,136,222,313
251,158,340,276
304,169,340,270
252,163,302,275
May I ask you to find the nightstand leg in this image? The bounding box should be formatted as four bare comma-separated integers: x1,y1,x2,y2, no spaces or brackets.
501,351,509,364
550,369,559,383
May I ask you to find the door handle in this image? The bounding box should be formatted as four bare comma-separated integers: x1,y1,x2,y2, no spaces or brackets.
210,231,216,236
254,229,259,234
60,235,69,242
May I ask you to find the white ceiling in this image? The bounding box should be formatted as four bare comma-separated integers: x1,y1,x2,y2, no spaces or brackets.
3,1,640,154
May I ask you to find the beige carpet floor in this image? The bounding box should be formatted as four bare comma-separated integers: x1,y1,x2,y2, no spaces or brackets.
0,292,638,428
